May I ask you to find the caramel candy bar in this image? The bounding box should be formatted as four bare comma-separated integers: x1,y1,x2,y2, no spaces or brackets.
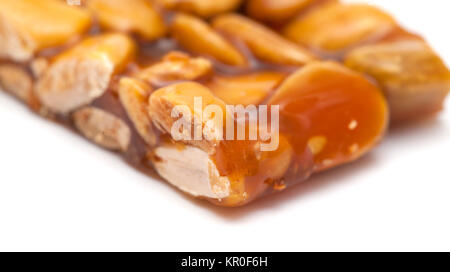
0,0,448,206
278,1,449,123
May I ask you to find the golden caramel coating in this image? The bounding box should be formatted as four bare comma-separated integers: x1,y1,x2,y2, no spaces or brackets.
119,77,157,146
206,71,286,105
0,0,448,207
87,0,166,41
246,0,313,24
283,2,396,56
156,0,243,18
345,40,450,123
171,13,247,67
36,33,136,113
0,0,91,61
269,62,388,171
213,14,316,66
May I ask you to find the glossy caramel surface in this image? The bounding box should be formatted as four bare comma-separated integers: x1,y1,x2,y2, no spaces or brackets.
0,0,447,207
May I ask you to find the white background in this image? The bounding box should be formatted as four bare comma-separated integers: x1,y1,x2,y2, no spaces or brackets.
0,0,449,252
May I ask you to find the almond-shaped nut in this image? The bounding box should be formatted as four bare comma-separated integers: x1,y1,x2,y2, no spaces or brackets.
0,64,33,104
137,52,213,87
36,33,136,114
212,14,316,66
156,0,243,18
283,3,396,56
73,107,131,151
152,143,231,199
118,77,156,146
171,13,247,66
0,0,91,61
345,40,450,123
206,71,286,105
87,0,166,41
246,0,313,24
148,81,228,154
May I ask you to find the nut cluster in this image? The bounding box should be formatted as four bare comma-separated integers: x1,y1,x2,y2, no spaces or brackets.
0,0,448,206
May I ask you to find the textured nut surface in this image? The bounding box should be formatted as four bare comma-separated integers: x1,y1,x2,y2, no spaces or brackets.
0,64,33,104
73,107,131,151
119,77,156,146
206,71,286,105
0,0,91,61
283,3,396,55
153,143,231,199
156,0,242,17
246,0,313,24
137,52,213,87
36,33,136,113
149,81,228,154
213,14,315,66
345,40,450,123
87,0,166,41
171,13,247,66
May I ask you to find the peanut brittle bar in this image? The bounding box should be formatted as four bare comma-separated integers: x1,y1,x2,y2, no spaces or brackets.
0,0,448,206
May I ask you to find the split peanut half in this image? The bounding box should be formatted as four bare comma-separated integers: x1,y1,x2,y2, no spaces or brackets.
0,0,91,61
36,33,136,113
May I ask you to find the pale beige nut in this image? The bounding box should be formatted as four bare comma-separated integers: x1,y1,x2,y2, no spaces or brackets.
87,0,166,41
0,64,33,104
36,33,136,114
206,71,286,105
148,81,228,154
152,143,231,199
171,13,247,66
73,107,131,151
30,58,49,78
118,77,156,146
345,40,450,123
0,0,91,61
212,14,316,66
156,0,243,18
283,2,396,55
246,0,313,24
137,52,213,87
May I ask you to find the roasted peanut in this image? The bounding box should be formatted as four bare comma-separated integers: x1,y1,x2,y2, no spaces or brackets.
87,0,166,41
246,0,313,24
0,64,33,104
171,13,247,67
206,71,286,105
148,80,295,206
36,33,136,113
152,143,231,199
0,0,91,61
118,77,156,146
148,81,228,154
345,40,450,123
269,62,388,171
213,14,315,66
73,107,131,151
283,3,396,56
156,0,243,18
137,52,213,87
